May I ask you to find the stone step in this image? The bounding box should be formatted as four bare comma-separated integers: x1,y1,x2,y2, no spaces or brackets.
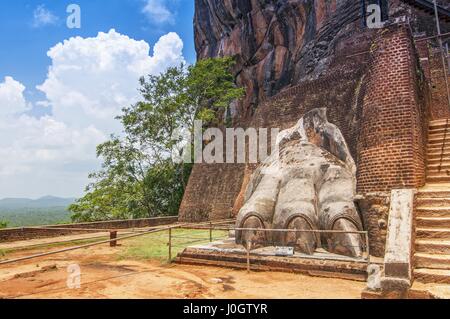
427,146,450,153
427,151,450,159
415,253,450,270
427,153,450,161
414,268,450,284
429,141,450,147
429,127,450,135
428,156,450,164
427,168,450,176
427,157,450,164
427,161,450,169
427,163,450,170
428,146,450,152
427,171,450,177
416,227,450,239
175,249,369,281
428,135,450,143
427,169,450,176
428,141,450,148
426,152,450,161
417,189,450,199
428,133,450,141
417,217,450,228
427,144,450,151
416,197,450,207
427,176,450,183
416,239,450,255
175,256,367,281
429,119,450,130
416,207,450,217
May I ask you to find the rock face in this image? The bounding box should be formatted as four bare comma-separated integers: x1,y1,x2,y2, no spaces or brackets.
194,0,365,120
235,108,364,258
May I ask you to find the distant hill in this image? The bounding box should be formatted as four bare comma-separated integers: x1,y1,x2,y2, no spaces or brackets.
0,196,76,227
0,196,76,209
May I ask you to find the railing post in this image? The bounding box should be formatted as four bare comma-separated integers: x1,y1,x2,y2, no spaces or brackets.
209,222,213,242
109,231,117,247
365,231,370,263
246,241,251,273
168,228,172,263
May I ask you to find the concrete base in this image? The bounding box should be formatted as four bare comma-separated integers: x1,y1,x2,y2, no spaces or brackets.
361,288,434,299
381,277,411,292
176,239,381,282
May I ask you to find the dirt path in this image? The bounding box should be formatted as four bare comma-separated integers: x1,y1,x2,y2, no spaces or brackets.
0,241,365,299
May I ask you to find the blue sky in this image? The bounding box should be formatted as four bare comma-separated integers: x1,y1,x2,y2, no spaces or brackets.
0,0,196,113
0,1,196,198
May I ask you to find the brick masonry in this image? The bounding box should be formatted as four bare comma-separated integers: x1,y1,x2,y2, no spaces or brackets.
179,22,446,257
357,24,428,194
428,48,450,119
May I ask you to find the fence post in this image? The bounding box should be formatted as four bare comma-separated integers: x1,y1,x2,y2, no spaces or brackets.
246,241,251,273
110,231,117,247
209,222,213,242
365,231,370,263
168,228,172,263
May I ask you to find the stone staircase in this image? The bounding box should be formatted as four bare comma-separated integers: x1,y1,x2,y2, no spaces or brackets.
415,119,450,284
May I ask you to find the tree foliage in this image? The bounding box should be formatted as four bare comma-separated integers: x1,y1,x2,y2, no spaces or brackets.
0,220,7,229
69,57,244,222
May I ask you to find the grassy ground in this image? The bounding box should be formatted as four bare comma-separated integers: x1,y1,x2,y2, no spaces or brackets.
0,229,229,263
119,229,228,263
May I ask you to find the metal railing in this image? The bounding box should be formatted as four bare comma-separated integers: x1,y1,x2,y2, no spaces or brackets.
1,220,371,275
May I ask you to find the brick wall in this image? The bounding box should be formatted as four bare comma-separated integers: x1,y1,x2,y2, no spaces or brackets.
428,48,450,119
179,163,245,222
0,216,178,243
357,24,428,194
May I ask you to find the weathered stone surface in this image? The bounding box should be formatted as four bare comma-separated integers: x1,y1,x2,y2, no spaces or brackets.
380,277,411,293
235,108,364,257
194,0,366,119
382,189,414,287
367,264,382,291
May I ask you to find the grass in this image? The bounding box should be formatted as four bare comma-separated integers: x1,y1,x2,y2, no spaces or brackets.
0,229,229,263
119,228,228,263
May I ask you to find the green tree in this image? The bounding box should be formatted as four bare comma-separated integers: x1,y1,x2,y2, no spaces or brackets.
0,220,8,229
70,57,244,222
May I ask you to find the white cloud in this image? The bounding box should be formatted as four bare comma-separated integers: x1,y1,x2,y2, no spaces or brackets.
37,29,185,133
0,77,30,116
0,30,185,198
143,0,176,25
32,5,59,28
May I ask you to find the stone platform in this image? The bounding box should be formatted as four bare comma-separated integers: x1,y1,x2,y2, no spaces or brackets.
176,239,382,282
361,282,450,299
